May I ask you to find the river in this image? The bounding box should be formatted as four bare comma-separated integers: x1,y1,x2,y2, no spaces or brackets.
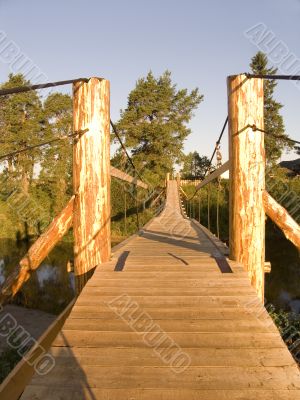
0,226,299,315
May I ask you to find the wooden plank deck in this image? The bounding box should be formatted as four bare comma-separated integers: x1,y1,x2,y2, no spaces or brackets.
20,181,300,399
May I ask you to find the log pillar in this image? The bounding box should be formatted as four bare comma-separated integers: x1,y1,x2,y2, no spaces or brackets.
176,172,181,187
227,74,265,302
73,78,111,293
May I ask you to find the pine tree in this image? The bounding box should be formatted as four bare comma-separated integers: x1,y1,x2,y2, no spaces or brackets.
181,151,210,179
0,74,44,194
116,71,203,183
250,52,290,163
39,93,73,215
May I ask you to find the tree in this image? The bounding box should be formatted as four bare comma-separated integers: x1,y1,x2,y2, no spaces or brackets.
0,74,44,194
116,71,203,183
181,151,210,179
39,93,73,215
250,52,291,163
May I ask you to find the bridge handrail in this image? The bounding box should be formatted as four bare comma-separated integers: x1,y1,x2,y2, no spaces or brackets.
263,190,300,250
111,166,148,189
0,166,153,305
193,160,229,192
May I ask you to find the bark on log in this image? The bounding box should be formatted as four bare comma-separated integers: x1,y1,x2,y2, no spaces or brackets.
73,78,111,293
227,74,265,302
0,196,74,303
263,190,300,250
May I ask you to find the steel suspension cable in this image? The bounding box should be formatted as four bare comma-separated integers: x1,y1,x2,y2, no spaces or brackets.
188,116,228,201
110,120,145,183
0,78,89,96
0,129,88,161
250,124,300,145
245,73,300,81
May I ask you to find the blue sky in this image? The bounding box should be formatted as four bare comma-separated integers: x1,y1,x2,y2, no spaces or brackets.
0,0,299,162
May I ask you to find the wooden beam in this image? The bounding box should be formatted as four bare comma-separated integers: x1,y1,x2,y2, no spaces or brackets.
0,197,74,303
180,187,188,199
228,74,265,302
73,78,111,294
110,166,148,189
0,299,75,400
194,161,230,191
263,190,300,250
150,189,165,207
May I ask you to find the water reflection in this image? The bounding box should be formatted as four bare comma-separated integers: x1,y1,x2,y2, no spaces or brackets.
0,238,75,315
1,226,299,316
265,222,300,311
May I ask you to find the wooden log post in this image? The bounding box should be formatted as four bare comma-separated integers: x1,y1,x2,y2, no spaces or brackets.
263,190,300,250
73,78,111,293
0,197,74,304
176,172,181,187
227,74,265,302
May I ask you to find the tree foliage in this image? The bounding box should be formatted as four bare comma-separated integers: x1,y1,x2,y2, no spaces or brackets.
0,74,44,194
116,71,203,183
39,93,73,214
0,74,73,236
180,151,210,179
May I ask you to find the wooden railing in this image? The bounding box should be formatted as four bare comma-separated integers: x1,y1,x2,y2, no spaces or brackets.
1,74,299,309
178,73,300,302
0,77,151,305
180,179,201,186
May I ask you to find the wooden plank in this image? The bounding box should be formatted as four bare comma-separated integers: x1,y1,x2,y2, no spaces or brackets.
20,387,300,400
227,74,265,301
52,331,284,348
89,271,249,278
110,165,148,189
67,308,274,321
48,346,294,367
0,196,74,302
19,181,300,399
83,278,259,288
62,318,276,333
263,190,300,250
74,295,260,308
79,286,256,296
73,78,111,293
194,160,230,190
28,366,300,390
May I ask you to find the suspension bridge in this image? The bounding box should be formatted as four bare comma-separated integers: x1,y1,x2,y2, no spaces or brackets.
0,74,300,399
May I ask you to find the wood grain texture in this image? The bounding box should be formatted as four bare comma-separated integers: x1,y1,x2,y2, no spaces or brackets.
263,190,300,250
194,160,230,191
110,165,148,189
227,74,265,301
19,181,300,400
0,196,74,302
73,78,111,292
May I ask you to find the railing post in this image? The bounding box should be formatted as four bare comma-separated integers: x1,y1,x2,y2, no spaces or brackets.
227,74,265,302
176,172,180,187
73,78,111,293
